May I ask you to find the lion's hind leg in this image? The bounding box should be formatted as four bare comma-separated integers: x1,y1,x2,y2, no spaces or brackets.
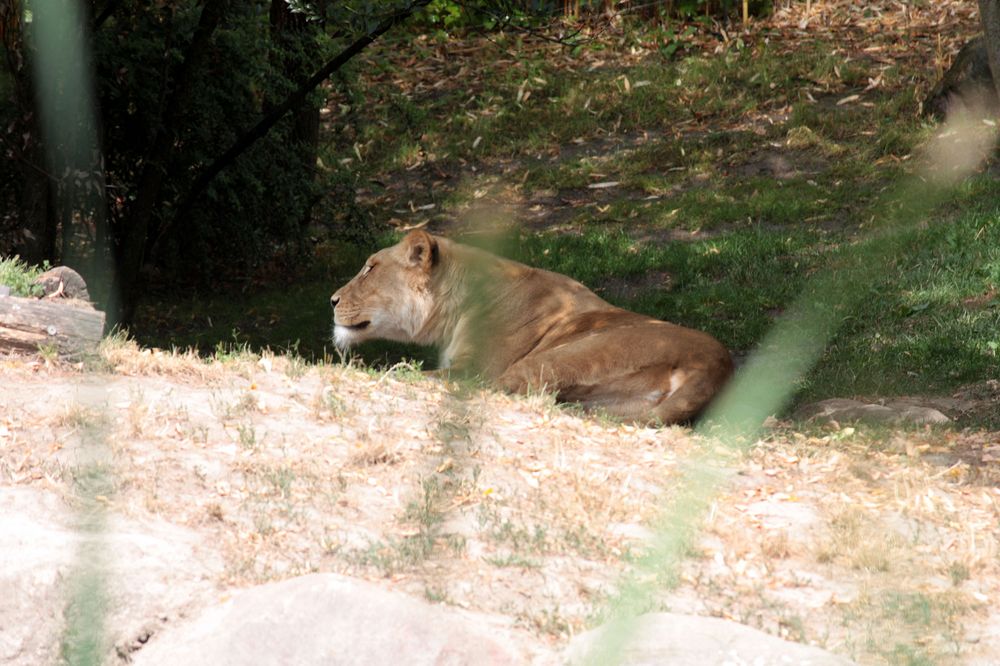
549,364,678,422
646,367,730,425
496,326,731,425
497,346,684,424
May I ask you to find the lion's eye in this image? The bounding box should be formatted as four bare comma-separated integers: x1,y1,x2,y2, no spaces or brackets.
362,264,373,276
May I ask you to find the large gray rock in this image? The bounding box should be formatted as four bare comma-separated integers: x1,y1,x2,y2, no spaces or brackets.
564,612,854,665
130,573,543,666
32,266,90,301
797,398,950,426
0,489,69,665
0,487,221,665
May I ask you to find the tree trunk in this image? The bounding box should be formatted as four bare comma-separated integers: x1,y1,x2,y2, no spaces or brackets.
16,141,57,265
269,0,321,236
113,0,227,327
1,1,58,265
979,0,1000,103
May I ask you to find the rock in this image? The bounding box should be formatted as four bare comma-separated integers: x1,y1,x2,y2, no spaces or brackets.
885,401,952,426
796,398,950,426
0,487,222,666
130,573,543,666
564,612,855,665
32,266,90,302
744,499,819,530
0,489,70,665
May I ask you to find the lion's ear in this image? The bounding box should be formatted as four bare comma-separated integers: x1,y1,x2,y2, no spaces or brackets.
403,230,438,271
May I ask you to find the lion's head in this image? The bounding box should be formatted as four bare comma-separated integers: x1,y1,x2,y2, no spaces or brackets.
330,230,439,349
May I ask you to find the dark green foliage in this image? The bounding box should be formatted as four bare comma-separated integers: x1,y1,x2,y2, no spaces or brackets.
2,0,447,321
416,0,771,30
0,71,19,256
94,3,326,279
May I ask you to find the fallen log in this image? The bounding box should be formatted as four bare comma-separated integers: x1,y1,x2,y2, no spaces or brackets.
0,294,105,357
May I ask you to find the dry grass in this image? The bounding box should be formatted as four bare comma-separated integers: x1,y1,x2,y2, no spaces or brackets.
682,427,1000,663
1,344,998,663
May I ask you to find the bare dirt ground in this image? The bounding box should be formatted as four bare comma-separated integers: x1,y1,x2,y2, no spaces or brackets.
1,342,998,664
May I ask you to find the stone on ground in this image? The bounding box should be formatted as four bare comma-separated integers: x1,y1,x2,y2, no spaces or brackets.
0,487,221,665
130,573,544,666
797,398,950,426
564,612,855,666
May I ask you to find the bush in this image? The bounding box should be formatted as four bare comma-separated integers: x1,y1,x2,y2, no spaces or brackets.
0,255,45,297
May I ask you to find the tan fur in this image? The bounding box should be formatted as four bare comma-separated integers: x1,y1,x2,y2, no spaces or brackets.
331,230,733,425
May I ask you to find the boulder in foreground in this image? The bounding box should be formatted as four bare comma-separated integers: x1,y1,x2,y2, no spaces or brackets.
564,612,855,666
131,573,540,666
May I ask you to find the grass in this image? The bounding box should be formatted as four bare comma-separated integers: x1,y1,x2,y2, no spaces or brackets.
479,506,552,555
346,475,461,576
237,422,258,450
342,394,481,577
0,255,45,296
805,188,1000,401
840,588,974,665
58,399,116,666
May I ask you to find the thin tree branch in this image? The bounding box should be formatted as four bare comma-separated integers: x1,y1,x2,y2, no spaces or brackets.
0,131,57,180
93,0,126,30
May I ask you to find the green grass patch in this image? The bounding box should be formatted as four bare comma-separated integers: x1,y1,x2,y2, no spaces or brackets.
331,35,916,190
0,256,45,296
803,192,1000,401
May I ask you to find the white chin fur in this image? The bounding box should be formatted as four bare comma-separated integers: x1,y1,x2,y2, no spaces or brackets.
333,325,361,349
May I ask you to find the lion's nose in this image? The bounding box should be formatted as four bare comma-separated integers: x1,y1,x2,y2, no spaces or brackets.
330,295,340,309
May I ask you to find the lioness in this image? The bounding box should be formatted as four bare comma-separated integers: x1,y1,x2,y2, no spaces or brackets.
331,230,733,424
